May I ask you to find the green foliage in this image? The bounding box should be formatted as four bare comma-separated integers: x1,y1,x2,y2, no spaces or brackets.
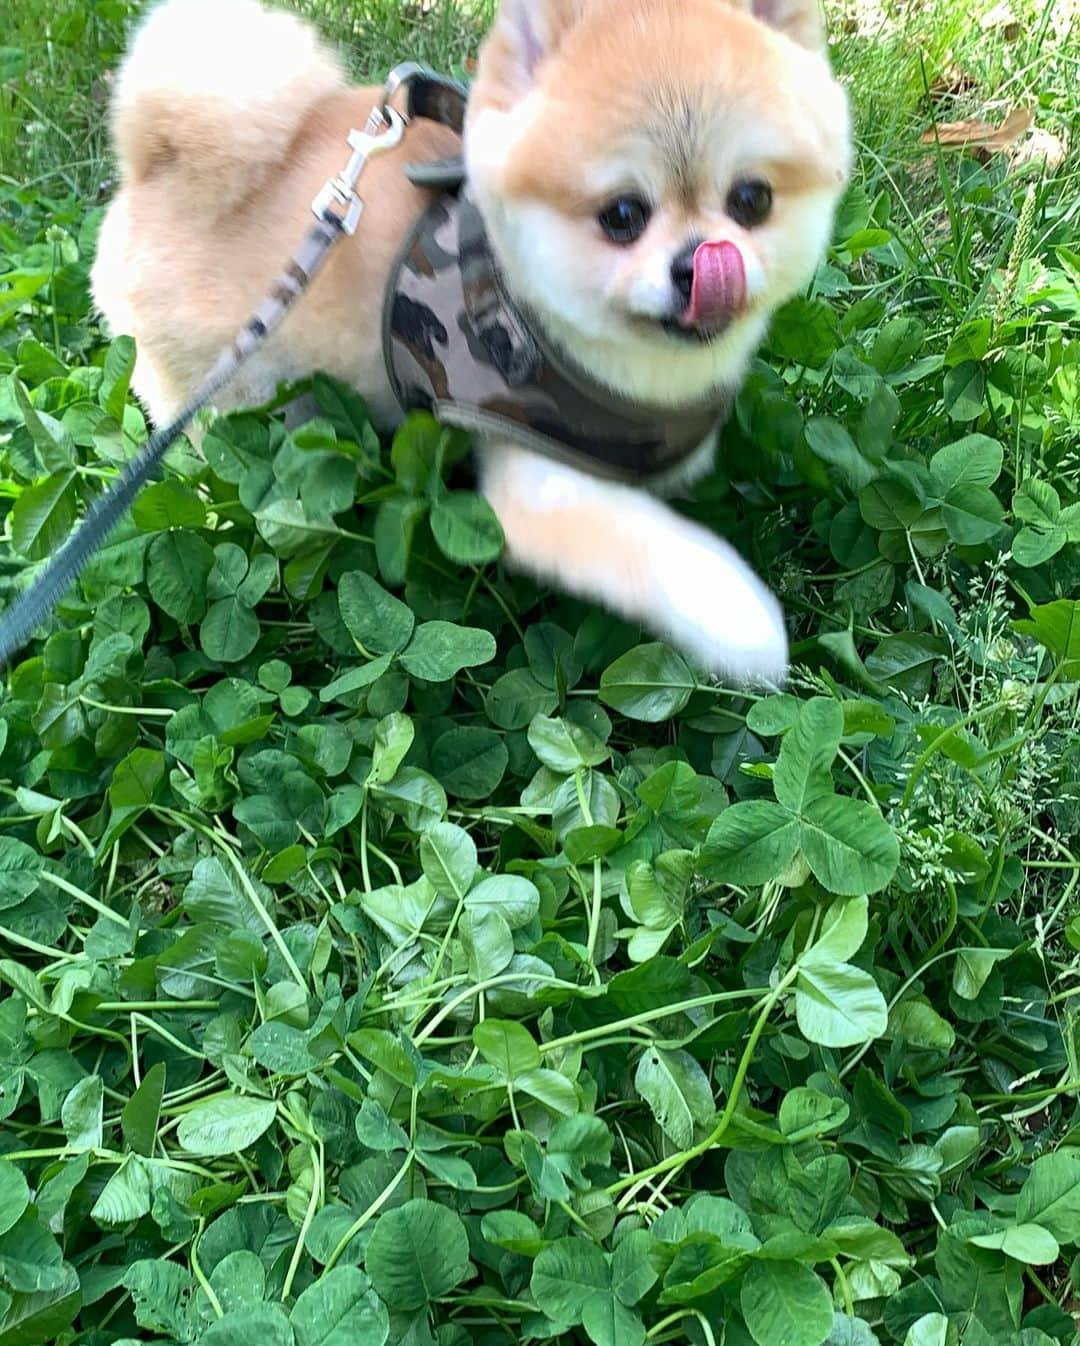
1,2,1079,1344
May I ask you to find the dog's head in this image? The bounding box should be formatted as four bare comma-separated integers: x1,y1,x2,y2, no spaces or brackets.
466,0,851,402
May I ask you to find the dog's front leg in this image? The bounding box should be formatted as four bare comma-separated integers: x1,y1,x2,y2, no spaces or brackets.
477,441,788,686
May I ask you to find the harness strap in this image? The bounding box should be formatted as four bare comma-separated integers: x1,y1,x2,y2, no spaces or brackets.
403,73,467,189
405,155,466,190
0,67,459,669
405,71,468,134
384,191,729,486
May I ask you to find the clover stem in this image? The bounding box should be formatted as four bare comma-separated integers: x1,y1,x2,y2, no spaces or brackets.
190,1225,224,1319
610,965,801,1206
538,988,769,1058
899,701,1003,810
573,769,605,981
156,807,309,993
40,870,128,927
830,1257,855,1318
359,793,372,892
322,1151,413,1275
585,859,603,982
281,1142,323,1302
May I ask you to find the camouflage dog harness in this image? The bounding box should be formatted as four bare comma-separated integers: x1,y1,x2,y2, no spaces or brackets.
384,77,732,484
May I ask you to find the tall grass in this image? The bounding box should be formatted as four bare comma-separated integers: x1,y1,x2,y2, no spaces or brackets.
1,0,1075,200
0,0,495,195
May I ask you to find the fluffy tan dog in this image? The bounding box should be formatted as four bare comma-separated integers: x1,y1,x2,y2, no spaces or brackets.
92,0,851,682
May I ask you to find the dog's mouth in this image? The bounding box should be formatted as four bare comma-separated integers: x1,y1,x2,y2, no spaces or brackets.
647,240,748,345
627,312,736,345
658,315,733,344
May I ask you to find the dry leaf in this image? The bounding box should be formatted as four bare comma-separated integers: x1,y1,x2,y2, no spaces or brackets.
921,106,1035,154
1010,127,1068,172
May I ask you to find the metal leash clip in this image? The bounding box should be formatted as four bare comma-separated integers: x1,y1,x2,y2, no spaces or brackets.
378,61,430,122
311,103,407,235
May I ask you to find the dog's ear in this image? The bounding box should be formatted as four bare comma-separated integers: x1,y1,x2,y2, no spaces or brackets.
481,0,588,102
736,0,827,50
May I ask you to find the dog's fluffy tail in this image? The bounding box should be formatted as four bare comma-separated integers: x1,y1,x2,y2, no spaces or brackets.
111,0,346,215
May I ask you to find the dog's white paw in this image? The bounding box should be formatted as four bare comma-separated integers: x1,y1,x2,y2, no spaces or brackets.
479,443,788,687
650,527,789,687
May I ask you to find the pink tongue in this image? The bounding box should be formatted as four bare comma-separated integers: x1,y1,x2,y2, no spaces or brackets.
684,241,747,328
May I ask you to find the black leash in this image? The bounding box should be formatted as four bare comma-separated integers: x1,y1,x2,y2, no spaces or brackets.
0,66,465,670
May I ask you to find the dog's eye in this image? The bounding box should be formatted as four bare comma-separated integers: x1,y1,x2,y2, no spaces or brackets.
727,179,773,228
598,196,651,244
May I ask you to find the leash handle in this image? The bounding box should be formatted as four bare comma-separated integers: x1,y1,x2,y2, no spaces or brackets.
0,104,410,670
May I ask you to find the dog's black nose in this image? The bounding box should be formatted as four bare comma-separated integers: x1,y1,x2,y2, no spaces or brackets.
671,243,698,306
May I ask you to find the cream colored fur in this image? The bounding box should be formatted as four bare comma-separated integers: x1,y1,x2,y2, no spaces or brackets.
93,0,851,685
110,0,346,212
